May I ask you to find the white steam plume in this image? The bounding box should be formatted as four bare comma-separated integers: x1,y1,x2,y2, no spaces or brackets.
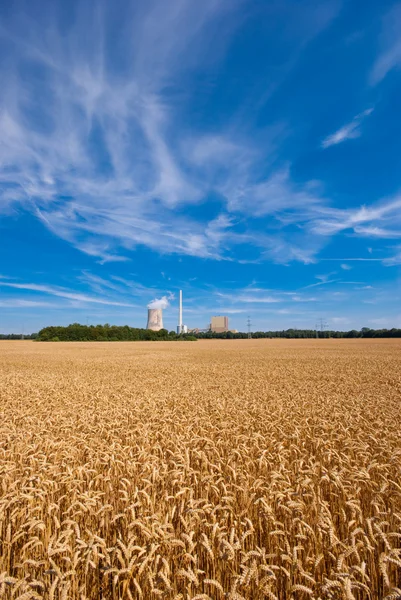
147,293,174,309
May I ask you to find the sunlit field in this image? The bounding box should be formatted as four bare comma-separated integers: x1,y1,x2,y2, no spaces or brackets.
1,339,400,599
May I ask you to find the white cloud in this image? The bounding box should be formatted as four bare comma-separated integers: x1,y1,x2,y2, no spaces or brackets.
371,4,401,84
215,288,280,304
217,308,246,314
383,246,401,266
368,316,401,327
311,195,401,242
353,226,401,238
315,272,337,282
321,257,382,262
291,296,317,302
0,0,393,269
302,278,366,290
232,294,280,304
321,108,373,148
0,299,57,308
330,317,350,325
216,287,319,305
0,0,244,262
79,272,129,295
185,134,250,179
259,235,324,265
37,202,237,261
225,168,324,218
341,263,352,270
303,279,339,289
0,281,135,306
0,0,337,268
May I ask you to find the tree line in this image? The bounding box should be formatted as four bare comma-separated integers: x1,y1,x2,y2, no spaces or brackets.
195,327,401,339
36,324,197,342
2,325,400,341
0,333,38,340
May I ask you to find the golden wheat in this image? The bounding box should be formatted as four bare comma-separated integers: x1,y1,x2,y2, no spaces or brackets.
0,339,400,599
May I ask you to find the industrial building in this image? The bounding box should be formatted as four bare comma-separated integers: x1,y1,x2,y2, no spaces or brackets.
147,308,164,331
146,294,231,335
146,290,189,333
210,315,229,333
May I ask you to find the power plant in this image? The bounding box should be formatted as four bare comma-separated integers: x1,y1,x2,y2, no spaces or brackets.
146,291,188,333
146,290,229,334
210,315,229,333
147,308,164,331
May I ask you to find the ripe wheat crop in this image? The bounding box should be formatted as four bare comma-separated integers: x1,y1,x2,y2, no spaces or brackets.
1,339,400,599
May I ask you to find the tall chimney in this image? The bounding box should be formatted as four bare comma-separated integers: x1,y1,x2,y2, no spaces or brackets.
147,308,163,331
177,290,183,334
179,290,182,332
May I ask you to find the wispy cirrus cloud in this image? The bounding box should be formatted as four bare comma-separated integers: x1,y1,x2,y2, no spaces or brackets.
303,279,339,289
369,315,401,327
321,257,383,262
224,168,325,218
1,0,399,271
0,0,348,266
0,299,58,308
216,290,279,304
0,0,244,261
383,246,401,265
217,287,318,304
331,316,351,325
291,295,317,302
0,281,136,306
236,295,280,303
353,226,401,238
310,196,401,247
302,278,365,289
321,108,373,148
370,4,401,84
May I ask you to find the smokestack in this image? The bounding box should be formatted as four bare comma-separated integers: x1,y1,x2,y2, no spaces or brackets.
177,290,185,334
179,290,182,332
147,308,164,331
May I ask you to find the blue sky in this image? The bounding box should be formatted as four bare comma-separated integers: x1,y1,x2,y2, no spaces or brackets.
1,0,400,334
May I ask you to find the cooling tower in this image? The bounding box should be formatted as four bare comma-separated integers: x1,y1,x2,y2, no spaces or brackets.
147,308,164,331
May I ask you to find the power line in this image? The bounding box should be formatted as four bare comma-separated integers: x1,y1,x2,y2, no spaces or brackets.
315,318,327,338
247,316,252,339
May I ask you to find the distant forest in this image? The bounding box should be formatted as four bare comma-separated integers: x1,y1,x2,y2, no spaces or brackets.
1,323,399,341
197,327,401,339
36,324,197,342
0,333,38,340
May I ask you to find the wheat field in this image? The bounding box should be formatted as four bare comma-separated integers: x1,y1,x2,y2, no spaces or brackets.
0,339,400,599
